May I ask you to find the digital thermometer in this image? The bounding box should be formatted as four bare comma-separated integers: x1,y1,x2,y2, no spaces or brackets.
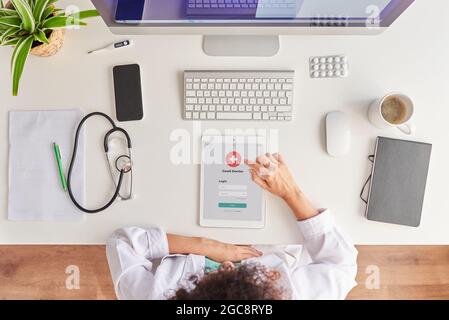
88,40,133,54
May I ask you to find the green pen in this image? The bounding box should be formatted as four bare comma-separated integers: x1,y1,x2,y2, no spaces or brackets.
53,142,68,192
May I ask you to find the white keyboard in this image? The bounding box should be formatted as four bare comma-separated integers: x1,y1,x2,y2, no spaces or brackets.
183,70,294,121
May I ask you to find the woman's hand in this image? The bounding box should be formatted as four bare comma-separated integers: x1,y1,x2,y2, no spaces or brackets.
167,234,262,263
245,153,319,221
199,238,262,263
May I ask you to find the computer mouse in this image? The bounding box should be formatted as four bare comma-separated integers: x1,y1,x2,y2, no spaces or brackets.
326,111,351,157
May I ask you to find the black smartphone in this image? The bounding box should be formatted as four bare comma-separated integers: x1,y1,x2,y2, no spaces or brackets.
113,64,144,122
115,0,145,22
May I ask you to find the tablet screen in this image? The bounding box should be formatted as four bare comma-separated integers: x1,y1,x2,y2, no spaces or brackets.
200,135,265,228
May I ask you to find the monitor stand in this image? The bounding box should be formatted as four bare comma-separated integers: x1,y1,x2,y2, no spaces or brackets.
203,35,280,57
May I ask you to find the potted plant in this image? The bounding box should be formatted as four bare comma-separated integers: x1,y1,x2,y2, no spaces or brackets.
0,0,99,96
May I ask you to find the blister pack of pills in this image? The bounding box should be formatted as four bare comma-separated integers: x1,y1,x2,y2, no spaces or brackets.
309,55,348,78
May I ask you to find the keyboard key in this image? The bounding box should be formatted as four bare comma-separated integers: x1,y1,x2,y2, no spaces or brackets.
207,112,216,119
276,106,292,112
217,112,252,120
185,112,192,119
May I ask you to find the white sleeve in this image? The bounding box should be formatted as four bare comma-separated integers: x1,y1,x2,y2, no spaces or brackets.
292,210,358,300
106,227,169,300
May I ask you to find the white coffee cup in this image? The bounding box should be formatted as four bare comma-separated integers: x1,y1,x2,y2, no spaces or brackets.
368,92,415,135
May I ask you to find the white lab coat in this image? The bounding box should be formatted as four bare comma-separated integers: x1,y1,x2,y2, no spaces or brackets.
106,210,358,300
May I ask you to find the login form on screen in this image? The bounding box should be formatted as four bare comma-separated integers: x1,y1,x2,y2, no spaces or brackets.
201,136,265,223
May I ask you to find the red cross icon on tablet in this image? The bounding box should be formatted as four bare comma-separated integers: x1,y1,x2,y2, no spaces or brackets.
226,151,241,168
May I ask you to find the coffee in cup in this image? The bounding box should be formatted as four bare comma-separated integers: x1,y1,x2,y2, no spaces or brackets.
368,93,415,135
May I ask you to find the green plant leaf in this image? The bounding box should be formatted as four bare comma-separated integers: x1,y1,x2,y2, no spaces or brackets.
32,0,49,23
0,1,3,9
0,8,19,17
33,28,48,44
11,34,33,96
41,4,54,20
0,25,20,43
42,16,86,29
10,0,35,32
67,9,99,20
2,36,19,46
0,16,21,27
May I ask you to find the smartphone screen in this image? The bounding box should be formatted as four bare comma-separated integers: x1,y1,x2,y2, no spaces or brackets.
115,0,145,22
113,64,144,122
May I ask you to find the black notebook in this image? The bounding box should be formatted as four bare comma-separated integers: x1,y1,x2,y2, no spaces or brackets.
365,137,432,227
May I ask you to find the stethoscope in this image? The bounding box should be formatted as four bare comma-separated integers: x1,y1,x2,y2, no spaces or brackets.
67,112,133,214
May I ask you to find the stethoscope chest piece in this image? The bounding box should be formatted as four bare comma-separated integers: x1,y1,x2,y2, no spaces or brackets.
107,140,133,201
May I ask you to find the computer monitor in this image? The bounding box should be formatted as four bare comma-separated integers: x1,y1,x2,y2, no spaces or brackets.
91,0,415,56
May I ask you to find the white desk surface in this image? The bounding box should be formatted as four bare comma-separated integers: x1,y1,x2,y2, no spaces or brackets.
1,0,448,245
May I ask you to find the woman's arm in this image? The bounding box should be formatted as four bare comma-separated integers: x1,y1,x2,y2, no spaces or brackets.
246,153,358,299
167,234,261,262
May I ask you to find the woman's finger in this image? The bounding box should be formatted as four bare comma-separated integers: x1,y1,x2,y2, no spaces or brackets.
244,159,256,167
266,153,279,167
237,249,261,259
247,247,263,256
256,154,272,169
272,153,285,164
245,159,263,172
237,245,262,255
251,170,269,190
257,166,272,178
240,251,262,259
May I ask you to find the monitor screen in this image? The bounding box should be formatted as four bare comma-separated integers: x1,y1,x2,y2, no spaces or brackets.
93,0,414,27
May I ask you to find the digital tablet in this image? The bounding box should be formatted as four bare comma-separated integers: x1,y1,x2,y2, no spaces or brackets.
200,135,266,229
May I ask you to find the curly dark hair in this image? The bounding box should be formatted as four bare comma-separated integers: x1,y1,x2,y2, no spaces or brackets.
170,263,286,300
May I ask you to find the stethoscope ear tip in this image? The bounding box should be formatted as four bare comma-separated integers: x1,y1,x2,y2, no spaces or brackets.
117,195,135,201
